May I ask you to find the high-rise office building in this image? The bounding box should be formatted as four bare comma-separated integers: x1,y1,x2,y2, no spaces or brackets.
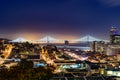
111,35,120,44
90,41,105,53
110,27,120,44
105,44,120,55
105,27,120,55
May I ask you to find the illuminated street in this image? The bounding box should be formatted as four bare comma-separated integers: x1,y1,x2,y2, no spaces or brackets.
1,0,120,80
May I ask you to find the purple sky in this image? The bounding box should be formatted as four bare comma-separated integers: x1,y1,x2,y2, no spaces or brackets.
0,0,120,40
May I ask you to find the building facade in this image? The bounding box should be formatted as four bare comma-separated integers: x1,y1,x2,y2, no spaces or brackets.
105,27,120,55
90,41,105,53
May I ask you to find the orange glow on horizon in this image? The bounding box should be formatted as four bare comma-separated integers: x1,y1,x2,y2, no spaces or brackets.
7,32,80,43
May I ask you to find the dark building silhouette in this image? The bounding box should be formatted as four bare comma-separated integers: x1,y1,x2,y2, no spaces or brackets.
64,40,69,46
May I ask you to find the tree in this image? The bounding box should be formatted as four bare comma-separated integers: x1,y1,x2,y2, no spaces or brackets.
0,59,54,80
19,59,33,69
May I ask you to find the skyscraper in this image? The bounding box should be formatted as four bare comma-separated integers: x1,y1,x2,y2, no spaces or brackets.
110,27,120,44
106,27,120,55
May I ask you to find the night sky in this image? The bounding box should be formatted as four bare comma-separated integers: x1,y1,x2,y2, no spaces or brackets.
0,0,120,40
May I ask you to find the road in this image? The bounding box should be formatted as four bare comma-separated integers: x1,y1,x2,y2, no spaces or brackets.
0,44,13,65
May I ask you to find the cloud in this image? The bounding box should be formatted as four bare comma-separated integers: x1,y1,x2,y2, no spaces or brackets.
98,0,120,7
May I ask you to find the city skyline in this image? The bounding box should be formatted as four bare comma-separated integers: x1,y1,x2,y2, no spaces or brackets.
0,1,120,79
1,0,120,39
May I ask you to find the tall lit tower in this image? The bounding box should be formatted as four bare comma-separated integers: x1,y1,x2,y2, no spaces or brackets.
110,27,119,43
106,27,120,55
